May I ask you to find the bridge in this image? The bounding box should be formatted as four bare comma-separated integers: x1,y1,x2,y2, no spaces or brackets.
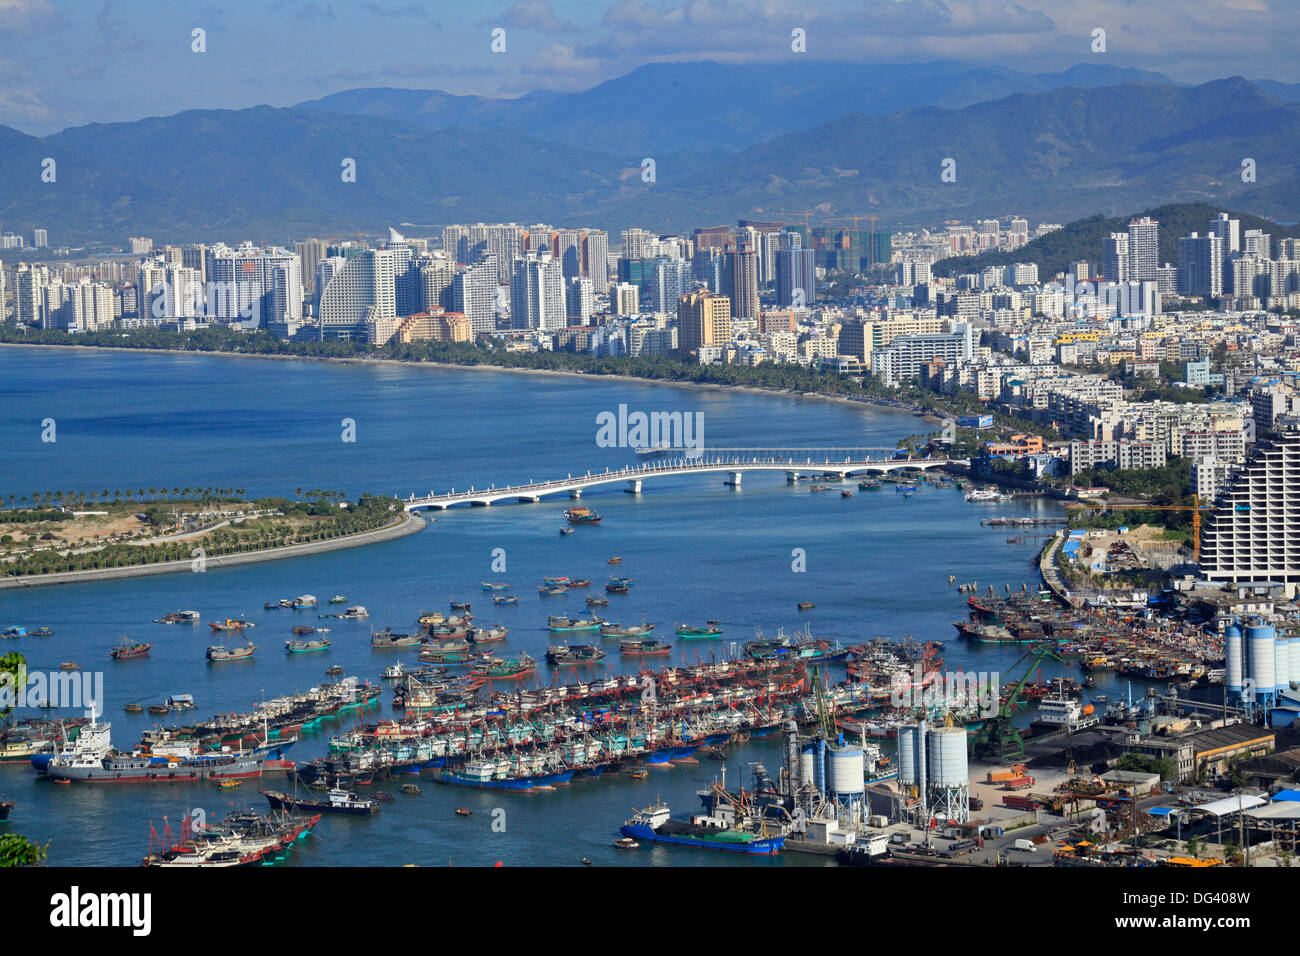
403,449,968,511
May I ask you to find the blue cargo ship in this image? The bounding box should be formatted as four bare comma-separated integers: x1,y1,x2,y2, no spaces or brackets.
619,802,784,854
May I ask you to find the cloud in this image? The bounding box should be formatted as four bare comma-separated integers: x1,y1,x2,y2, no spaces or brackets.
290,2,337,20
0,0,53,33
491,0,579,33
0,84,51,124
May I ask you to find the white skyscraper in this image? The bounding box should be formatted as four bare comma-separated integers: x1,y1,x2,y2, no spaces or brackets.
317,249,398,340
510,254,565,331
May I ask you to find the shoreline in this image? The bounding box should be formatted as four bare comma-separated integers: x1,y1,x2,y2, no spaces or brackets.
0,509,428,590
0,341,930,419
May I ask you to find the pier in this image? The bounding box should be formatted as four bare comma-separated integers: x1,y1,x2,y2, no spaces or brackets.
403,449,968,510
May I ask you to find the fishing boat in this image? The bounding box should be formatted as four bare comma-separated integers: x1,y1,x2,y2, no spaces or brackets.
605,581,629,594
166,695,196,711
142,809,320,868
429,755,574,790
29,626,52,636
539,584,569,596
124,703,143,714
262,786,378,815
417,611,446,627
493,595,518,605
449,600,472,611
285,638,332,654
60,661,79,671
676,624,723,639
217,779,242,789
586,595,609,607
469,653,538,681
544,576,571,584
548,615,603,633
292,595,318,609
370,628,421,649
545,643,607,665
469,626,508,643
564,506,602,524
797,602,815,610
418,646,489,666
481,581,510,591
619,637,673,656
629,768,649,780
328,595,347,604
110,638,152,660
326,665,345,676
559,527,574,536
600,619,656,639
607,556,622,564
841,490,853,498
148,704,170,715
613,837,640,850
382,662,406,681
291,625,316,636
154,610,200,624
207,641,256,662
858,479,882,491
619,802,783,854
209,618,255,632
455,808,473,816
400,783,421,795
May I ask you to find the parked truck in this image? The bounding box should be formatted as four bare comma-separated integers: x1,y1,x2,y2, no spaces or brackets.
1013,838,1038,852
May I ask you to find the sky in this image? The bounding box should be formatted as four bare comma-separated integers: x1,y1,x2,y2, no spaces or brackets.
0,0,1296,135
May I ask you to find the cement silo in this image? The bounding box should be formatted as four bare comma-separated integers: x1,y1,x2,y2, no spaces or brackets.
1246,624,1276,704
1225,624,1243,695
897,724,922,790
926,726,970,823
1276,639,1290,694
824,743,866,820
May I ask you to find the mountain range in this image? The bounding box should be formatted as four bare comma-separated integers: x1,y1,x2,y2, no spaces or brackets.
0,62,1297,246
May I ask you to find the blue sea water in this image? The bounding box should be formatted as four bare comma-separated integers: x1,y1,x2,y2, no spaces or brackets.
0,345,1087,867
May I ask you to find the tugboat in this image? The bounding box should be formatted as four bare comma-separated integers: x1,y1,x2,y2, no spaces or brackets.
261,785,379,815
619,802,783,854
206,641,256,662
110,638,152,660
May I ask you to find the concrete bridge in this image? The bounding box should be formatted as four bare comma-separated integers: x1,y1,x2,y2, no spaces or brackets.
403,449,968,511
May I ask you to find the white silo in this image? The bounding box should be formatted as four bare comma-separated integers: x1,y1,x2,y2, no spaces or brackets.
1225,625,1243,695
799,743,817,793
1246,625,1275,702
926,725,970,823
1276,639,1290,693
897,725,921,789
825,744,866,821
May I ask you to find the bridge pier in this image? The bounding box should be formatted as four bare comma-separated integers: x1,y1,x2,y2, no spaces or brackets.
569,489,582,499
517,495,540,503
625,479,642,495
725,471,743,487
786,471,800,483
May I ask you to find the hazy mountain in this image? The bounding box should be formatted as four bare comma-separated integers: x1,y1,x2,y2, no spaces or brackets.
2,77,1297,245
296,60,1175,155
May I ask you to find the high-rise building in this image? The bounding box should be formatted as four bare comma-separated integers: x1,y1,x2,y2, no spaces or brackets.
419,258,456,312
207,246,303,326
509,254,565,331
581,230,609,294
1211,213,1240,255
317,248,399,340
722,243,759,319
452,255,499,336
1199,434,1300,587
611,282,639,317
1178,233,1224,299
621,228,653,259
775,245,815,306
566,276,594,323
677,289,732,355
1128,217,1159,283
15,263,47,326
1103,232,1130,283
31,228,48,248
295,239,327,295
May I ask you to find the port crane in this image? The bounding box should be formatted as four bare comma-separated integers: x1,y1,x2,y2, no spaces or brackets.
969,644,1064,764
1065,494,1206,561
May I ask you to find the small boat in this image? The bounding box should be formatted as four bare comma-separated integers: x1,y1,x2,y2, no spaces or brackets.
326,665,345,676
544,575,571,584
797,601,815,610
841,490,853,498
613,837,640,850
147,704,170,715
619,637,672,656
328,595,347,604
373,792,395,802
493,595,518,605
630,768,649,780
455,808,473,817
481,582,510,591
209,618,255,632
2,625,26,638
29,626,53,636
564,506,602,524
382,662,406,680
417,611,446,626
449,601,472,611
586,595,609,607
676,624,723,639
166,695,196,711
291,625,316,636
581,857,592,866
559,527,574,536
154,610,200,624
539,584,569,596
124,703,143,714
292,595,318,609
400,783,421,796
285,638,332,654
605,582,629,594
216,780,242,790
60,661,79,671
567,579,591,588
607,556,622,565
110,638,152,660
206,641,256,662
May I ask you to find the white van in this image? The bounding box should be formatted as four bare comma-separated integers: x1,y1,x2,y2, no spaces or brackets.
1013,838,1037,852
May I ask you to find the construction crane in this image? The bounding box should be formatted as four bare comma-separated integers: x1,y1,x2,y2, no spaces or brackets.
1066,494,1207,561
772,210,816,228
826,215,882,265
970,644,1065,764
